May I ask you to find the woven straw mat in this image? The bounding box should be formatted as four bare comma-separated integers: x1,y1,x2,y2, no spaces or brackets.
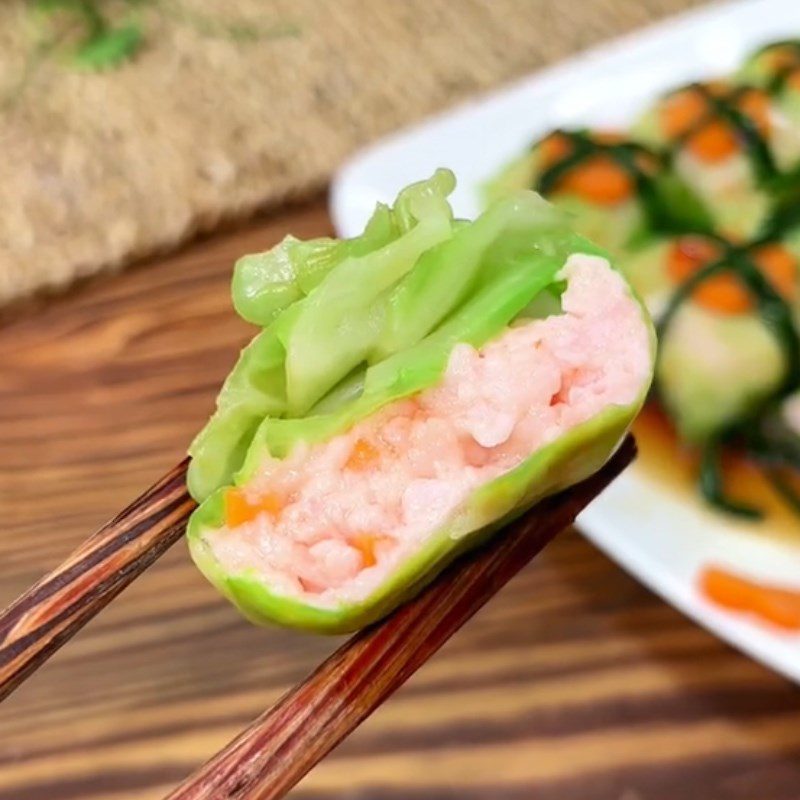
0,0,704,305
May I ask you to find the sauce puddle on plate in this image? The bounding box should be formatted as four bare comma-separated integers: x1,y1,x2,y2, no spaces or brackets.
632,403,799,541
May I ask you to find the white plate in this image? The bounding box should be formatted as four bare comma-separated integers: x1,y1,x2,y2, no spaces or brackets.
331,0,800,682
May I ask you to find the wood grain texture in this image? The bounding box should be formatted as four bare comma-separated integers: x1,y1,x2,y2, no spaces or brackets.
0,460,194,703
1,200,800,800
167,441,634,800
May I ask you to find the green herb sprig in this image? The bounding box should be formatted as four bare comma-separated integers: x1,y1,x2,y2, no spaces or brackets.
34,0,145,70
2,1,299,110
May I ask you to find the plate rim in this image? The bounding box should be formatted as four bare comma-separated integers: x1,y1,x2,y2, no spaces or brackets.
330,0,800,683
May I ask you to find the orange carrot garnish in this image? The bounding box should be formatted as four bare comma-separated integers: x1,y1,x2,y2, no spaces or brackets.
667,237,797,315
752,243,798,300
539,132,573,168
667,236,742,313
660,85,770,163
686,120,739,162
558,157,635,206
738,89,771,135
700,567,800,631
539,130,656,206
661,88,709,140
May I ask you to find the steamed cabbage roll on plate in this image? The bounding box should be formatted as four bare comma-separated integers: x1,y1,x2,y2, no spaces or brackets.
738,40,800,174
620,225,799,513
484,129,710,257
632,81,779,240
188,171,656,633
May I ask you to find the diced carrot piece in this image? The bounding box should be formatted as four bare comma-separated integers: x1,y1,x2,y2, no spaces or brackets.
225,489,259,527
667,237,724,283
667,237,796,315
753,243,798,300
737,89,771,137
557,155,634,206
686,120,739,162
661,85,769,163
695,272,752,314
660,88,708,139
349,534,379,568
345,438,381,471
258,492,285,517
224,488,283,528
667,236,749,314
790,71,800,92
539,131,641,206
668,235,747,314
701,567,800,631
538,132,572,168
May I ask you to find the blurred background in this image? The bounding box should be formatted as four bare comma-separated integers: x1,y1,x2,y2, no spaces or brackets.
2,1,800,798
0,0,704,307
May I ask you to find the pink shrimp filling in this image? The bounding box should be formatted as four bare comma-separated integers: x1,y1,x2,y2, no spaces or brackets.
205,254,651,607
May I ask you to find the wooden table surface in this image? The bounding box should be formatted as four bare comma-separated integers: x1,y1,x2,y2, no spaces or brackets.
1,200,799,800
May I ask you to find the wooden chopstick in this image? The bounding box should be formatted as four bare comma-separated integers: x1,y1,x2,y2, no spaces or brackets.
165,436,636,800
0,459,195,702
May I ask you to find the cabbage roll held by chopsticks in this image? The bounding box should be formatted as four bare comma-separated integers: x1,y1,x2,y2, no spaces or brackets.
186,170,656,632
